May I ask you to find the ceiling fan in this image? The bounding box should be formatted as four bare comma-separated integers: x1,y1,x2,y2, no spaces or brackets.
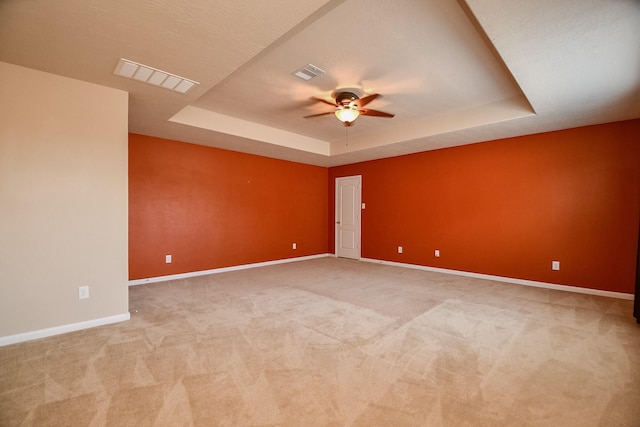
304,89,394,126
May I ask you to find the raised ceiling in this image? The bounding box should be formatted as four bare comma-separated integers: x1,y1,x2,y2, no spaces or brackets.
1,0,639,167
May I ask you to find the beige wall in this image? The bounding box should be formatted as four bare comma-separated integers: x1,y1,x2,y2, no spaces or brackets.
0,62,129,339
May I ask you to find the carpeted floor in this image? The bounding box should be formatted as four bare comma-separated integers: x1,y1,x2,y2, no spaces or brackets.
1,257,639,426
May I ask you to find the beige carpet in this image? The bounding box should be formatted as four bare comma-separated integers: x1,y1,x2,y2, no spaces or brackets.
1,257,639,426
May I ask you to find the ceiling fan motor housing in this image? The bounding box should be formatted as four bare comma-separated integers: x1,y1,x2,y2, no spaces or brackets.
335,91,359,107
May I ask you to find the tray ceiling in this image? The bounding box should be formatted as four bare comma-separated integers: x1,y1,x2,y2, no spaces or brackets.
1,0,638,166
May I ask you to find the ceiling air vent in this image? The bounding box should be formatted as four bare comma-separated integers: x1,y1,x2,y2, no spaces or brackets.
113,58,199,94
292,64,326,81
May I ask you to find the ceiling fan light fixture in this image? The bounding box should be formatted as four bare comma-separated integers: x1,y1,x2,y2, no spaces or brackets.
335,107,360,124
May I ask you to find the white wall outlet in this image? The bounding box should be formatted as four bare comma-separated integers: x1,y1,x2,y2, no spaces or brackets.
78,286,89,300
552,260,560,271
292,242,297,250
398,246,403,254
361,202,366,209
435,249,440,257
165,254,172,264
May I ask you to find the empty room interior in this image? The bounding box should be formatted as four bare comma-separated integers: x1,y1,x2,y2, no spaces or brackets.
1,0,640,425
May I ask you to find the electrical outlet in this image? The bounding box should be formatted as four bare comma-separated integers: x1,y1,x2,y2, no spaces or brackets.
293,242,297,250
435,249,440,257
552,260,560,271
78,286,89,300
166,254,172,264
398,246,403,254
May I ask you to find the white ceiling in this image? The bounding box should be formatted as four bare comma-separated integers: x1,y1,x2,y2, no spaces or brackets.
1,0,638,167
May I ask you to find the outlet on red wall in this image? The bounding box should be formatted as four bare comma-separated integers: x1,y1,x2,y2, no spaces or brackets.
129,134,328,280
328,120,640,293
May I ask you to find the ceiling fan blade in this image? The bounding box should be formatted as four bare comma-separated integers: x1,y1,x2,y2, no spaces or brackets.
312,97,337,107
303,111,334,118
357,93,380,108
361,108,394,118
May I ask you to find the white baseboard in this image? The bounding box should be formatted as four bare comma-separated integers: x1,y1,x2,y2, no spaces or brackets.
0,312,131,347
4,255,628,347
129,253,331,286
360,258,634,300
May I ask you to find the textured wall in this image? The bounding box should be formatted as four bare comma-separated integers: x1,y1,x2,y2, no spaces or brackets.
0,62,129,337
129,134,328,280
329,120,640,293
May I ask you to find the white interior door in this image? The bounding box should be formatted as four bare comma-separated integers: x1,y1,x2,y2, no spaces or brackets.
335,175,361,259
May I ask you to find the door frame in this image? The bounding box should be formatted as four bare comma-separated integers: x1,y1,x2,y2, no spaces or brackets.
335,175,362,259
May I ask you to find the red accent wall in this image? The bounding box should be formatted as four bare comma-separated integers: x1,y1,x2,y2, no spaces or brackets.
129,134,328,280
329,120,640,293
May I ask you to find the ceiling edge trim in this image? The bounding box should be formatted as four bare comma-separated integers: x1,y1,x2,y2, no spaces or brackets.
330,96,536,156
458,0,537,114
169,106,330,156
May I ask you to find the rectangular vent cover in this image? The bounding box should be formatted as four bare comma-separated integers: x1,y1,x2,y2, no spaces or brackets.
293,64,326,81
114,58,199,94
